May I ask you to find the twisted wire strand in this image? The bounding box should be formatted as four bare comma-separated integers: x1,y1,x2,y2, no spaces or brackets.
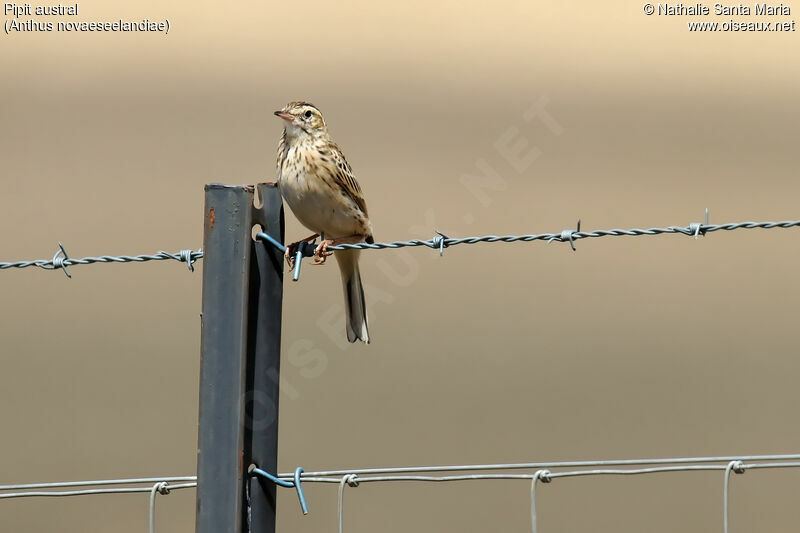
0,250,203,272
327,220,800,251
3,219,800,274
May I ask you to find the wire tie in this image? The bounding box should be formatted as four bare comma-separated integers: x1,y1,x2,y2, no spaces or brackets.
247,464,309,514
338,475,359,533
535,469,552,483
42,242,72,278
248,464,294,487
293,467,309,515
149,482,170,533
432,231,450,256
256,232,288,254
292,241,317,282
723,460,745,533
530,470,551,533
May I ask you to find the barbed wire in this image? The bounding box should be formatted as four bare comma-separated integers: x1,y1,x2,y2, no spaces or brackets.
326,219,800,253
259,212,800,280
3,213,800,278
0,243,202,277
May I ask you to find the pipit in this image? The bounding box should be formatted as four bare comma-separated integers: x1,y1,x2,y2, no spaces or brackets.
274,101,373,344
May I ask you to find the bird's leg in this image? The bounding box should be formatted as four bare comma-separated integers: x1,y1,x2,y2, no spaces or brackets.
285,233,320,267
312,234,368,265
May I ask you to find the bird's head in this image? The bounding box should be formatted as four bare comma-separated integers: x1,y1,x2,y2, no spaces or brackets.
274,101,327,139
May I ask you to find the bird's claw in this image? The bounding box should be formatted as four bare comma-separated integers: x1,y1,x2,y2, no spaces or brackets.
313,240,334,265
284,234,321,270
284,242,299,269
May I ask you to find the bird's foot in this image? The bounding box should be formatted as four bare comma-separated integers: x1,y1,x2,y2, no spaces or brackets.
284,246,296,269
313,240,334,265
285,233,320,268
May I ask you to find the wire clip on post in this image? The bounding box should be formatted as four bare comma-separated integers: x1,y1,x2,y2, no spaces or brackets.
292,241,317,282
256,232,287,255
256,232,318,281
249,465,309,515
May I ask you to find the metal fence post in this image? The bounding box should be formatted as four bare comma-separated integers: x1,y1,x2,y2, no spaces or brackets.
196,183,285,533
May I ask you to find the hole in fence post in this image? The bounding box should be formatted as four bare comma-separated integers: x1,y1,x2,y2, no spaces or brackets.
252,224,264,242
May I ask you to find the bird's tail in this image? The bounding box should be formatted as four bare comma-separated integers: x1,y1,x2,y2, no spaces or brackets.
335,249,370,344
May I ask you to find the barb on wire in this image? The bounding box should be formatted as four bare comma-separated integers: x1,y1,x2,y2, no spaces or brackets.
547,220,581,251
40,242,72,278
432,231,450,256
0,244,203,275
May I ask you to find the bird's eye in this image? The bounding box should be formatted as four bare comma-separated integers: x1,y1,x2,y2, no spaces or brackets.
304,110,312,119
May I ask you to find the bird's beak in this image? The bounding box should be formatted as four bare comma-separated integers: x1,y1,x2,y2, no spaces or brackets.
274,111,294,122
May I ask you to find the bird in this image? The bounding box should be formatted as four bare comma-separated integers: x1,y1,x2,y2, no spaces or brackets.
274,101,373,344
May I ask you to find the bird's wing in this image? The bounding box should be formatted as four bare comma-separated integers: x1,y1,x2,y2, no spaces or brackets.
329,142,369,217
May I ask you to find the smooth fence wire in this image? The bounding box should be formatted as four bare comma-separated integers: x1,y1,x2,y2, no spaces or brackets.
4,455,800,532
0,476,197,533
3,215,800,276
267,454,800,533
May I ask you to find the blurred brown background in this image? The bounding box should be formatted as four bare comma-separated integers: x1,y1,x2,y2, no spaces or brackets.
2,0,799,531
